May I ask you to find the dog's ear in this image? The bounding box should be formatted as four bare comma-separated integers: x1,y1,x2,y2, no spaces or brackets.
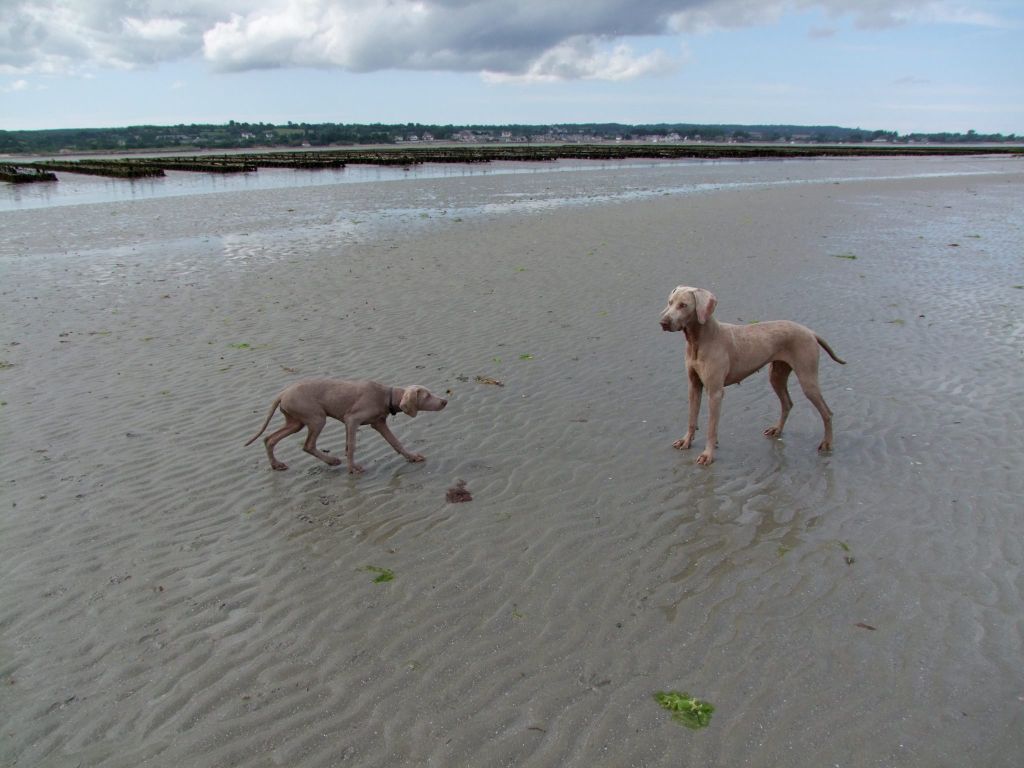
694,288,717,324
399,386,420,417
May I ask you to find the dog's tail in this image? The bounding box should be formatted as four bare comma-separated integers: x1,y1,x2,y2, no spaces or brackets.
245,397,282,446
816,335,846,365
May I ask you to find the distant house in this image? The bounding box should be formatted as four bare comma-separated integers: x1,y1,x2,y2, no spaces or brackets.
455,130,497,142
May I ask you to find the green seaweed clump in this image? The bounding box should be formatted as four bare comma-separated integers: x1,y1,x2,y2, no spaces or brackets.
654,691,715,729
363,566,394,583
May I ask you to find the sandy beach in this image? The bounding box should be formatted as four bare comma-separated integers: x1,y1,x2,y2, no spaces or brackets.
2,155,1023,767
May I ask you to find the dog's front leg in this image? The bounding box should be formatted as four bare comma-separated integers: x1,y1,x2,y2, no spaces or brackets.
673,369,703,451
372,421,425,463
343,417,364,474
697,383,724,466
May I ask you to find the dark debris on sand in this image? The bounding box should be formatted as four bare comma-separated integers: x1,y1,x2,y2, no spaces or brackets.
446,479,473,503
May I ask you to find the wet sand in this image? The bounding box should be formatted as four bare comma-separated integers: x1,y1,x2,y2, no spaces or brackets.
1,156,1023,767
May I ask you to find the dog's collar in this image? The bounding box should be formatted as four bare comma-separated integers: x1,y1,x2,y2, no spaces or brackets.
388,388,401,417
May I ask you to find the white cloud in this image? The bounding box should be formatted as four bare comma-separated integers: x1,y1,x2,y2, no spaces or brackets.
892,75,932,86
2,78,31,92
0,0,1011,80
0,1,209,74
668,0,1014,33
482,38,678,84
122,17,189,43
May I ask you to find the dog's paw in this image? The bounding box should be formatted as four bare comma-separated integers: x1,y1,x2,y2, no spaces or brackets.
763,426,783,438
271,462,288,471
696,451,715,466
348,464,365,475
325,456,342,466
672,438,692,450
407,453,425,463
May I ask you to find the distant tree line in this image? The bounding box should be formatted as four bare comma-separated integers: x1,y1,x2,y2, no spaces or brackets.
0,121,1016,154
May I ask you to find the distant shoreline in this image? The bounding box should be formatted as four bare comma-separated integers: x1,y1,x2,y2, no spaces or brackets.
4,139,1024,158
2,142,1021,181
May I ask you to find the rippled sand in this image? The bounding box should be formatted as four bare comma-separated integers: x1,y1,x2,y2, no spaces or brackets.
2,157,1023,767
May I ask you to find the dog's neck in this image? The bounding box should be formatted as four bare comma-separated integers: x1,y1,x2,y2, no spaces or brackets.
387,387,402,417
683,316,720,354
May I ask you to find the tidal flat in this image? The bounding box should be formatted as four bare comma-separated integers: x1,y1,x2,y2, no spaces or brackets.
1,155,1022,767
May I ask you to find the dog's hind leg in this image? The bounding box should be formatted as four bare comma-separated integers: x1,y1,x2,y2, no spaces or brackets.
764,361,794,439
302,414,342,467
264,416,303,470
794,369,834,452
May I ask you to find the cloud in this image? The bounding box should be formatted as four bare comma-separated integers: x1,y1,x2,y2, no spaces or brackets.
0,1,1009,81
199,1,689,76
482,38,678,83
808,25,837,38
0,1,209,75
892,75,932,86
1,78,31,92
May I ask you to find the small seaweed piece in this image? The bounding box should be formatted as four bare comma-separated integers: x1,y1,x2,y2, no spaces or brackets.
474,375,504,387
363,566,394,583
830,253,858,260
654,691,715,729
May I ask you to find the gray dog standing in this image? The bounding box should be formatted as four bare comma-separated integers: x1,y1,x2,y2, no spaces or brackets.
246,378,448,474
659,286,845,466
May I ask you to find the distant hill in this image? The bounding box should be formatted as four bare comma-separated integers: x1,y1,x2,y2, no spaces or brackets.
0,121,1016,155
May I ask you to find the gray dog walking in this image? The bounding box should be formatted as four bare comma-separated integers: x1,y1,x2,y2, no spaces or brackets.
246,378,448,474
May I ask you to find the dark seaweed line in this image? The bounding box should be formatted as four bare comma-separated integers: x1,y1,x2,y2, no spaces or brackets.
4,160,166,178
0,164,59,183
3,144,1020,182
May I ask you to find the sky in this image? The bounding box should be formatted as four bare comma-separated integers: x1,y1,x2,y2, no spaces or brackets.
1,1,1022,134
